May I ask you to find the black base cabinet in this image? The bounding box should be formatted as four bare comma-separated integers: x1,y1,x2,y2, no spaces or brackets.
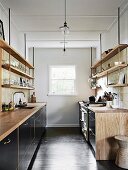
0,105,46,170
19,115,35,170
0,129,18,170
35,105,46,143
19,105,46,170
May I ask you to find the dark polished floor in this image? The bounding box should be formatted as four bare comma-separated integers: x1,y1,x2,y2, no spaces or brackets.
30,127,122,170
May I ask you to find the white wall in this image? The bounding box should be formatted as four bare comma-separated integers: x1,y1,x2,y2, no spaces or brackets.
96,3,128,109
102,3,128,52
0,1,29,105
0,2,25,57
29,48,94,127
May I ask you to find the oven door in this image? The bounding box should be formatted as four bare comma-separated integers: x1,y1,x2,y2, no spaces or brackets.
80,107,89,142
88,110,95,151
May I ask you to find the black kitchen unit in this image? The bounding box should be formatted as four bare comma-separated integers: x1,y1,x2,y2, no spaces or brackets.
0,104,46,170
79,101,96,152
0,129,18,170
19,115,35,170
88,108,95,151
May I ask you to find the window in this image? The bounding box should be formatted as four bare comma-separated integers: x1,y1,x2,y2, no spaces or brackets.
49,65,76,95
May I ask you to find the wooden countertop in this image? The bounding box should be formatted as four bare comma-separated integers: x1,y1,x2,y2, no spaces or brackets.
0,103,46,141
88,106,128,113
78,101,128,113
79,101,128,160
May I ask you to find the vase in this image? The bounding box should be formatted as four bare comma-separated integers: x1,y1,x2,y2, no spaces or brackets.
106,101,113,108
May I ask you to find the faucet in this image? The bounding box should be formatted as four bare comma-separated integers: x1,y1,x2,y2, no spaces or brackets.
13,92,25,106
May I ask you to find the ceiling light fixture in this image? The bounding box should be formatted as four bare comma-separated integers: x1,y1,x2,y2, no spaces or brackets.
63,32,66,52
59,0,69,34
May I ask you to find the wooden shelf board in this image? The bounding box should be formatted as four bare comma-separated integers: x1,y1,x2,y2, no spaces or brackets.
0,39,34,69
91,44,128,69
2,64,34,79
92,64,127,78
2,84,34,90
91,87,101,90
108,84,127,87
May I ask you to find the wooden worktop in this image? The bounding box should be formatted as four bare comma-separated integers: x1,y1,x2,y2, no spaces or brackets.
89,106,128,160
79,102,128,160
0,103,46,141
88,106,128,113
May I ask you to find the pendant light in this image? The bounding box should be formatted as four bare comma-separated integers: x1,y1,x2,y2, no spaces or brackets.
59,0,69,34
60,33,67,52
63,32,66,52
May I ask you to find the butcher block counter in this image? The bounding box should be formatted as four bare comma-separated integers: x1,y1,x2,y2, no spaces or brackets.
88,106,128,113
0,102,46,141
89,106,128,160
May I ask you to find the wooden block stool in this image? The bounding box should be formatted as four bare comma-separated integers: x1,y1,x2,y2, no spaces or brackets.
115,135,128,169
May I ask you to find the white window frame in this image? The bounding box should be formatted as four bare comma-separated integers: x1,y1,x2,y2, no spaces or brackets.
48,65,77,96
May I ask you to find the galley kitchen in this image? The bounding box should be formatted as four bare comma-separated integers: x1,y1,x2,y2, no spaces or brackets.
0,0,128,170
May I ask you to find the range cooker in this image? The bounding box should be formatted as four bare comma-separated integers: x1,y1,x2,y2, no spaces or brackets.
79,101,103,152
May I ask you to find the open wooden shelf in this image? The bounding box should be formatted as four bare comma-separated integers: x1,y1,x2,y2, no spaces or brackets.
2,84,34,90
108,84,128,87
2,64,34,79
91,86,101,90
0,39,34,69
92,64,127,78
91,44,128,69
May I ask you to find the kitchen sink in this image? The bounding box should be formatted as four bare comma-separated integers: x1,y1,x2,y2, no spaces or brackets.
23,106,35,109
18,106,35,109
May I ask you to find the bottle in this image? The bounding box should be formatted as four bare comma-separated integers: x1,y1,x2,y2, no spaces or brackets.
31,92,36,103
2,103,6,112
8,101,14,111
19,98,22,105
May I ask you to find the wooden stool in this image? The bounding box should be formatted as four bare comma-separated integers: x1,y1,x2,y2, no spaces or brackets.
115,135,128,169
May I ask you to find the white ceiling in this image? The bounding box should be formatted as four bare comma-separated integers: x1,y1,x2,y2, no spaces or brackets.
2,0,128,48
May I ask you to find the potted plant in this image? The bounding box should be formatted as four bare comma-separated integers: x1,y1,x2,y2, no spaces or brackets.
103,92,117,108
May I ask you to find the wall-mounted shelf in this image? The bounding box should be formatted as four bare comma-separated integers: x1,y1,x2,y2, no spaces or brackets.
2,64,34,79
2,84,34,90
92,64,127,78
0,39,34,69
91,44,128,69
108,84,127,87
0,40,35,111
91,86,101,90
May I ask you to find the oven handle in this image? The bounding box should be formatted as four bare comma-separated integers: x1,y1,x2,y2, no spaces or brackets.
80,109,87,114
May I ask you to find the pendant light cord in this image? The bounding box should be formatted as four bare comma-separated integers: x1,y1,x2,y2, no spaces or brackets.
118,7,120,45
65,0,66,22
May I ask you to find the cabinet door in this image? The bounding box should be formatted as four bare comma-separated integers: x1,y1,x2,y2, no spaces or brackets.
35,111,42,141
30,114,35,143
19,119,31,169
42,105,46,131
0,129,18,170
19,119,31,158
35,106,46,142
40,105,46,134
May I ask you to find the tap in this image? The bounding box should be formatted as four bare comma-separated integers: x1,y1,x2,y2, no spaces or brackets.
13,91,25,105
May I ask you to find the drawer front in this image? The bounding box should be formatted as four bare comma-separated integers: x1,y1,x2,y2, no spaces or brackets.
0,129,18,170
